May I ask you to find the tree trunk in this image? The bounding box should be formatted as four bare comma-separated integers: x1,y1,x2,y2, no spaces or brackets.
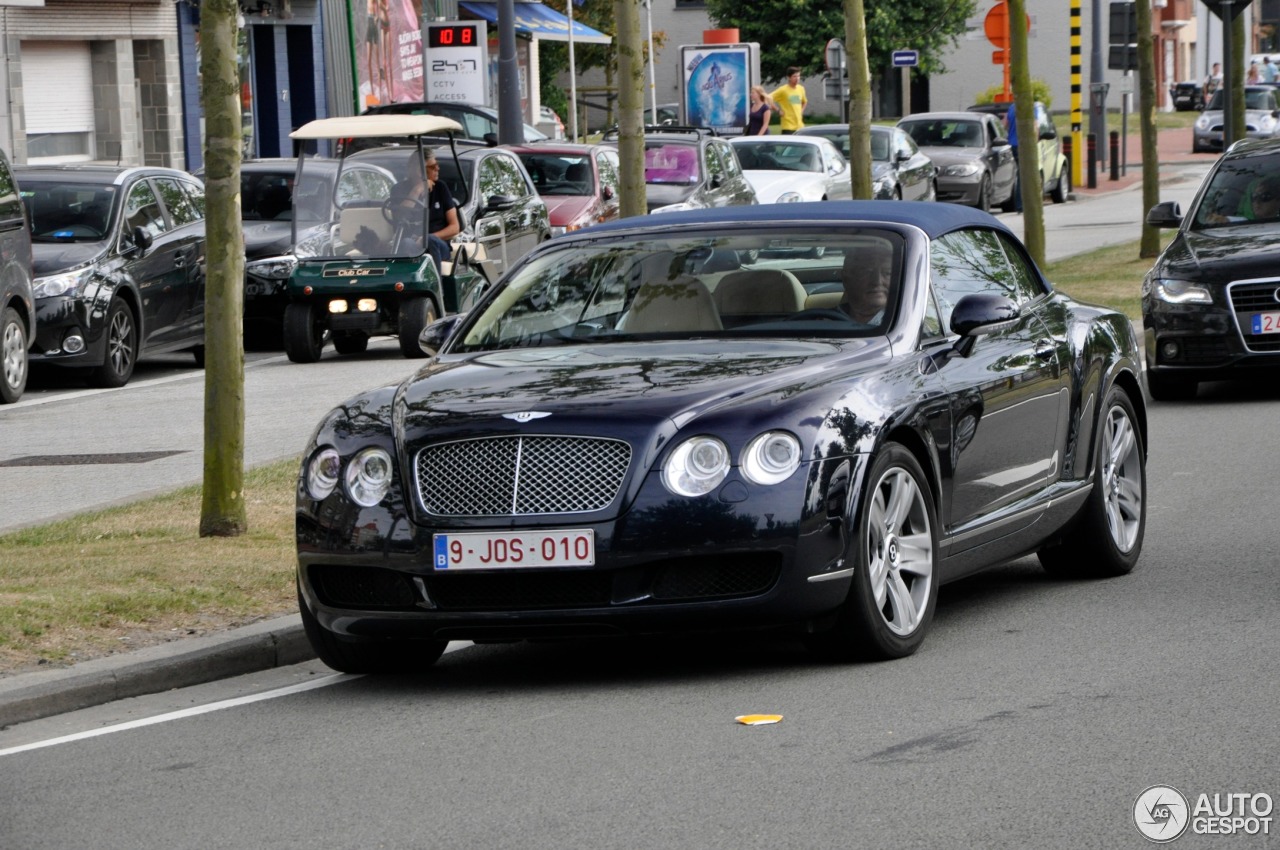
198,0,247,538
1231,12,1246,145
1009,0,1044,267
844,0,873,199
615,0,646,219
1136,0,1160,259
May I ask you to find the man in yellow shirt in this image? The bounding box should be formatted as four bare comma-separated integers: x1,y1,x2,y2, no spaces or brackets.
771,67,808,134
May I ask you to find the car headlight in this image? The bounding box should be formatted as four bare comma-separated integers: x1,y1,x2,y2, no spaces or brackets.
245,255,297,280
344,447,394,507
1261,116,1278,132
741,431,802,486
305,447,342,500
32,267,94,299
942,162,982,177
1152,279,1213,305
662,436,730,497
1195,115,1211,130
776,191,803,203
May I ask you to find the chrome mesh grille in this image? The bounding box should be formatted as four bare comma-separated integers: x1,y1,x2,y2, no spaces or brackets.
416,436,631,517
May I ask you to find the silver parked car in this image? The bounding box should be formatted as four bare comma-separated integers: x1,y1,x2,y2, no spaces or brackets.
897,112,1016,213
797,124,937,201
1193,86,1280,153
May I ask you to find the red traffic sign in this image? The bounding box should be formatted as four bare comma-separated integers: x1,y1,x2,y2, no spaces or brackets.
984,2,1030,49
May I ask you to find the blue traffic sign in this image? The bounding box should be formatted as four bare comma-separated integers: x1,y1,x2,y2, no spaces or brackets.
892,50,919,67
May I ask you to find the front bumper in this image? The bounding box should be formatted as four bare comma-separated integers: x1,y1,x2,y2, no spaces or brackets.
30,293,109,368
1143,290,1280,381
935,176,981,206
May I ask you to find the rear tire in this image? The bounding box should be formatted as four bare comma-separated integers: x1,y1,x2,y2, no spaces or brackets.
284,302,325,363
0,305,28,404
1038,386,1145,578
398,295,437,358
1051,164,1070,204
806,444,939,661
89,297,138,388
298,589,447,674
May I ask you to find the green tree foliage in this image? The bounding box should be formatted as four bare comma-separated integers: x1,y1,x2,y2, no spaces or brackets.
705,0,976,84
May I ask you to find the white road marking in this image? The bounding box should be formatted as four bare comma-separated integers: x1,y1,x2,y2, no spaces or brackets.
0,673,353,758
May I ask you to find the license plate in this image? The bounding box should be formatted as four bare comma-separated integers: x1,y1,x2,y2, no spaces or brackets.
1251,311,1280,334
432,529,595,570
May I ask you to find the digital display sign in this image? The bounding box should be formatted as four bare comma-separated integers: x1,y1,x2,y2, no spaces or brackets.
427,24,480,49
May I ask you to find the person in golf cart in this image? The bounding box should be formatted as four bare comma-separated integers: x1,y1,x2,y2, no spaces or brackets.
384,147,460,272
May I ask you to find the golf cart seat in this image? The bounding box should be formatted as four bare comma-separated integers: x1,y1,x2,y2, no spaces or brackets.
338,205,394,255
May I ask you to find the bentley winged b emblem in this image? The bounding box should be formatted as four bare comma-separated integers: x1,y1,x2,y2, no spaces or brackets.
502,411,552,423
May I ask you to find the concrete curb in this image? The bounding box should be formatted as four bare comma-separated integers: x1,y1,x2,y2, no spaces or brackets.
0,616,313,729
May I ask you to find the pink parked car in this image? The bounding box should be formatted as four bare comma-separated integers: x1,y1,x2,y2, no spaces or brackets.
509,143,621,236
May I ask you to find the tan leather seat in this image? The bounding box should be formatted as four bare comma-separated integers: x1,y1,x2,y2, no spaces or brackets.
338,206,394,252
713,269,806,315
621,276,722,333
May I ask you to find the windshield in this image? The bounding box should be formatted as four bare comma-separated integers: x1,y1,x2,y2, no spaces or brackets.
645,143,700,184
733,141,823,172
243,171,295,222
518,153,592,196
451,229,905,353
1192,151,1280,228
1206,89,1279,111
21,181,117,242
292,146,433,260
900,119,985,149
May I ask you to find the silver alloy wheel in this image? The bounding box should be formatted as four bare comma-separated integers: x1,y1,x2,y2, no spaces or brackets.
1101,403,1143,553
105,307,134,378
2,316,25,392
866,466,934,636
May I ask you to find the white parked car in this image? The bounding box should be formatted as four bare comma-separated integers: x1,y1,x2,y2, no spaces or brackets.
728,136,852,203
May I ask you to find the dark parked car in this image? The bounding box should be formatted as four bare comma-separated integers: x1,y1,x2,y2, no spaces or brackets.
18,165,206,388
796,124,936,201
1143,137,1280,399
640,127,757,213
898,111,1016,212
295,201,1148,673
509,142,621,237
0,147,33,404
1170,80,1204,112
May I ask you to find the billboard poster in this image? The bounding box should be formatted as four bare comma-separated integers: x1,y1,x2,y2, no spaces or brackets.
683,46,749,133
353,0,424,108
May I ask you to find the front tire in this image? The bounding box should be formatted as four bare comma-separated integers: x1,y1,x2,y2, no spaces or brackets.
283,302,325,363
398,295,437,358
806,444,939,661
89,297,138,388
298,589,447,674
975,174,992,213
1038,386,1145,578
1,305,28,404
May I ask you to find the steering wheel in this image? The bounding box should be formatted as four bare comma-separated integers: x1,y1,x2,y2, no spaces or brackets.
790,308,854,323
381,197,427,224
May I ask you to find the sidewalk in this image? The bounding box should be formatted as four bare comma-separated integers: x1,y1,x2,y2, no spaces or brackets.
0,121,1217,733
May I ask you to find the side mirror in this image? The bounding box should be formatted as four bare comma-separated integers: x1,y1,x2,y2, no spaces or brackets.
602,186,615,201
482,194,517,214
1038,125,1057,140
481,132,499,148
124,226,153,256
1146,201,1183,229
418,314,464,355
895,150,911,163
949,293,1019,357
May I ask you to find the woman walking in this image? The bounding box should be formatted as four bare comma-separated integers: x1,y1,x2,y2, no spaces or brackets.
746,86,778,136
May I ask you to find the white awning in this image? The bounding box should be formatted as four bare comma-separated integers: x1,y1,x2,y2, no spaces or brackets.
290,114,464,140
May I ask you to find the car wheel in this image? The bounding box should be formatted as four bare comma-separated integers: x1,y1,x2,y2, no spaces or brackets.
1038,386,1145,578
1146,370,1197,401
190,345,205,368
332,331,369,355
283,302,325,363
0,305,28,404
975,174,992,213
298,588,447,675
89,297,138,388
806,443,939,661
398,295,437,358
1051,164,1071,204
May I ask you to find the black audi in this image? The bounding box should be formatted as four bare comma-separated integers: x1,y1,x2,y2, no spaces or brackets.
296,202,1148,673
1144,138,1280,399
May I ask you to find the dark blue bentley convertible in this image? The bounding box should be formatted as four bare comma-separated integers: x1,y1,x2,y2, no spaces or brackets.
295,202,1148,672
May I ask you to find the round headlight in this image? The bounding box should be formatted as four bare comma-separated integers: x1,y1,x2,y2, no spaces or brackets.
777,191,804,203
344,447,394,507
741,431,802,486
305,447,341,500
662,436,730,497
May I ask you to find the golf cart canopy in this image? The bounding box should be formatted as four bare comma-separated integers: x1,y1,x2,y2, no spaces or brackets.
289,114,465,140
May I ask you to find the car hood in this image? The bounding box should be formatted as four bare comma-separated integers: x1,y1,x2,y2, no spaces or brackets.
392,338,885,452
1156,227,1280,284
645,182,697,212
542,195,596,227
917,147,983,168
742,171,825,203
243,221,294,259
31,242,107,277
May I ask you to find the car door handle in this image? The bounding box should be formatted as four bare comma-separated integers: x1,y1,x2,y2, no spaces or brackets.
174,247,196,267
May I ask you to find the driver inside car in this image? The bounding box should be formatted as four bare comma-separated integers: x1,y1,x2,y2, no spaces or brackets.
840,243,893,327
386,149,459,270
